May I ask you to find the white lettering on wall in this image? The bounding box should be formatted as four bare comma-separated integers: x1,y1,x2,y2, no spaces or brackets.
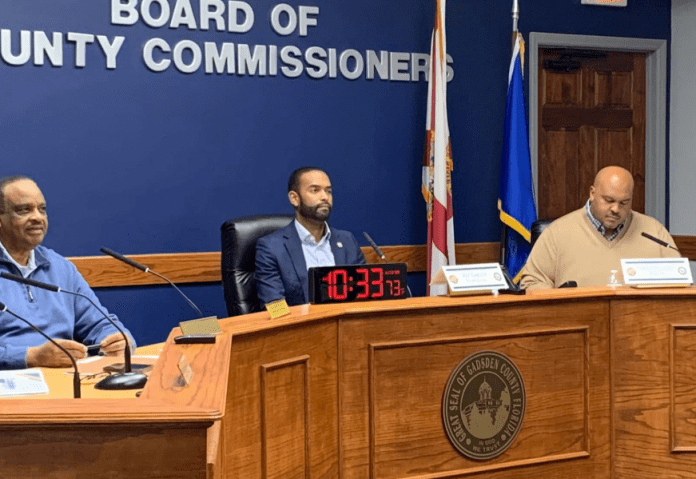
67,32,95,68
1,30,31,66
143,37,171,71
0,3,456,80
34,31,63,67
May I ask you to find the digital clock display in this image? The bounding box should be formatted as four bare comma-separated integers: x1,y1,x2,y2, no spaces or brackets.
308,263,408,304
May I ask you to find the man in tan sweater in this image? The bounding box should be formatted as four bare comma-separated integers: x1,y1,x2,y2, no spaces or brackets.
520,166,680,290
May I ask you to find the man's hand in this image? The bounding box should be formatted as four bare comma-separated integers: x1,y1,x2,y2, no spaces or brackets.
99,332,129,356
26,340,87,368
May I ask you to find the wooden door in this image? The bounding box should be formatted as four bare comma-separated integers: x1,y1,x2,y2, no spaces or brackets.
537,49,646,219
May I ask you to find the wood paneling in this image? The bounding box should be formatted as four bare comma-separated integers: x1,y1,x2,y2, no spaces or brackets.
365,328,591,478
226,321,339,478
214,288,696,478
671,326,696,452
261,356,311,479
69,252,222,287
0,425,208,479
611,297,696,478
69,243,501,288
338,299,609,478
10,289,696,477
673,236,696,261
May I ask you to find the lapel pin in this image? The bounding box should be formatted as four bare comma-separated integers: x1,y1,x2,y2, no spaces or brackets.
337,242,343,248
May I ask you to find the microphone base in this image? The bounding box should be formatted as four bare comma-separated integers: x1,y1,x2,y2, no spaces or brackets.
95,371,148,390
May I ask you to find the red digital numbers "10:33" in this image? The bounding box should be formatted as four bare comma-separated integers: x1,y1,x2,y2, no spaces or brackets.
320,267,404,300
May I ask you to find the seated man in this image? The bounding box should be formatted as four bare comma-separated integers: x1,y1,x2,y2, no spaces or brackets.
0,175,135,369
521,166,680,290
255,167,366,306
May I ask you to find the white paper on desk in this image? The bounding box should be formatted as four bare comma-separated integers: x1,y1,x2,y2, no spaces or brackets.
0,369,49,397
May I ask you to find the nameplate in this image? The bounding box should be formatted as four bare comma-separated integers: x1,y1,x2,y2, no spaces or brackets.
266,298,291,319
620,258,693,287
431,263,509,295
180,316,221,336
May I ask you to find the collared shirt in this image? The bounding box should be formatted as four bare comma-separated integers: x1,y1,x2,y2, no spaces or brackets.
585,200,625,241
0,240,37,278
294,219,335,270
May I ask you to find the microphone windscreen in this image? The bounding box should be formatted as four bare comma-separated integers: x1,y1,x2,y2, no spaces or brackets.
1,272,60,292
641,232,668,247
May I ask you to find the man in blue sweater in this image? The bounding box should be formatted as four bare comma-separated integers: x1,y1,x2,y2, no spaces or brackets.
0,175,135,369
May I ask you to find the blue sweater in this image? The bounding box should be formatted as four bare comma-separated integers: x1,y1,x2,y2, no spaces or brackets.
0,245,135,369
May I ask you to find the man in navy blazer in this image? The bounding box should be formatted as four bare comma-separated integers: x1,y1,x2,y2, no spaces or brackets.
255,167,366,306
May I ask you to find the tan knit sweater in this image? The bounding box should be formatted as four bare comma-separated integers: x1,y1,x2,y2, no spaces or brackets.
520,208,680,290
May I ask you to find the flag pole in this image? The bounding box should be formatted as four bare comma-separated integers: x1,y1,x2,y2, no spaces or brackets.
500,0,519,265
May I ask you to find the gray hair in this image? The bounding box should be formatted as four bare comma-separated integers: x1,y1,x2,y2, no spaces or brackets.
0,175,33,213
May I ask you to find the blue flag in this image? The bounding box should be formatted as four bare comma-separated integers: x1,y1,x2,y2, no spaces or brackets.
498,33,537,281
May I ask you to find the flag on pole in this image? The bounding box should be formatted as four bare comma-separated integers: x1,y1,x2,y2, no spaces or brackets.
498,32,537,281
422,0,455,296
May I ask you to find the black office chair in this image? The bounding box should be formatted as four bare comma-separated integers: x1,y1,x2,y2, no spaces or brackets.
530,218,555,246
220,214,294,317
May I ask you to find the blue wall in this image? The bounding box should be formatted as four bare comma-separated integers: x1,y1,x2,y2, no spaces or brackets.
0,0,671,345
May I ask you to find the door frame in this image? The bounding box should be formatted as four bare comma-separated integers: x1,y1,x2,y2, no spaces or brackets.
529,33,668,223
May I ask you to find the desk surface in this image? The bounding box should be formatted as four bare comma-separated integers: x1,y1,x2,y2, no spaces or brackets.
1,342,164,400
7,286,695,401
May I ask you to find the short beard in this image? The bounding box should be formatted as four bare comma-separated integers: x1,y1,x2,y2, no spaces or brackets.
298,199,331,223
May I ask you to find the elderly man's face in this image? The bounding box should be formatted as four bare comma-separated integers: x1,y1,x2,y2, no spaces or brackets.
0,180,48,253
589,176,632,232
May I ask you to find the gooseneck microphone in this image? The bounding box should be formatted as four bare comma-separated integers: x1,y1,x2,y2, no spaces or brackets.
0,301,81,398
641,232,681,252
100,247,204,318
0,272,146,390
498,265,524,294
362,231,412,298
362,232,387,262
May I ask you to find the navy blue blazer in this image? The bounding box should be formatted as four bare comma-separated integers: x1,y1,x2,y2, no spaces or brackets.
255,222,366,306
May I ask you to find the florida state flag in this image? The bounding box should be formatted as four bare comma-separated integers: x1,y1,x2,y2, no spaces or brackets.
422,0,455,296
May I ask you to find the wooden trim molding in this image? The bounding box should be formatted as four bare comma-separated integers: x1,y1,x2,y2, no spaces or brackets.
69,243,500,288
70,238,696,289
673,236,696,261
69,252,222,288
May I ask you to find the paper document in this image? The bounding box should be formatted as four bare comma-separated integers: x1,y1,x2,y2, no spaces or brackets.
0,369,49,397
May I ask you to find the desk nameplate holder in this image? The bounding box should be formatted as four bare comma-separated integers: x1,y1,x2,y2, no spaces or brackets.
620,258,693,288
431,263,509,296
265,299,291,319
179,316,221,335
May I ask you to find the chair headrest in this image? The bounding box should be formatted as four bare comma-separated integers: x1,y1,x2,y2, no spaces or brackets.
220,214,294,270
220,214,294,317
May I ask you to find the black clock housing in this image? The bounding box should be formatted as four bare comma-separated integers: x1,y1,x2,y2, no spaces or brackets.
308,263,408,304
